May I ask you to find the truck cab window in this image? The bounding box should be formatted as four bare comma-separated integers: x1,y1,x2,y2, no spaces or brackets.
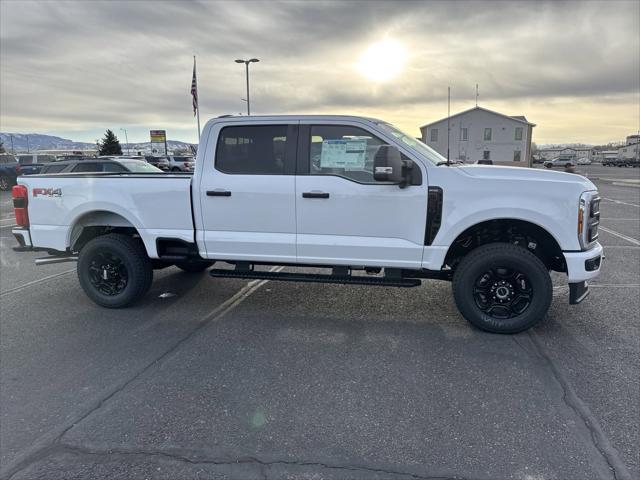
216,125,288,174
309,125,386,183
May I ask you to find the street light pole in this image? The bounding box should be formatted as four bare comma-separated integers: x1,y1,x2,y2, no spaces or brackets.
120,128,130,155
235,58,259,115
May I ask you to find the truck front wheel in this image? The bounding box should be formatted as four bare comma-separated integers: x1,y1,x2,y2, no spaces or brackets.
452,243,553,333
77,234,153,308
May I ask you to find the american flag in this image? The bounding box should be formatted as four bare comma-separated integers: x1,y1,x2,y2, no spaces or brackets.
190,58,198,116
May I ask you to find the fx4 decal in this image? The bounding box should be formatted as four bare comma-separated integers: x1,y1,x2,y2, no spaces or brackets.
33,188,62,198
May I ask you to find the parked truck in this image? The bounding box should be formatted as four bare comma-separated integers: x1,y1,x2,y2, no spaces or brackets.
11,115,603,333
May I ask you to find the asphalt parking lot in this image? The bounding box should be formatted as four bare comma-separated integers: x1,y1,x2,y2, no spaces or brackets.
1,164,638,480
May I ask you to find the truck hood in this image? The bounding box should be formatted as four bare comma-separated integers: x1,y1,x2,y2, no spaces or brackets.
456,165,597,191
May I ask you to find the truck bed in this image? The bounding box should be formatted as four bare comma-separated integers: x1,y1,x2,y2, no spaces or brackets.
17,173,194,257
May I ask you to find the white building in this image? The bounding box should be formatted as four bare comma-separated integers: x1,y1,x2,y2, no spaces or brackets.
617,135,640,161
538,146,594,161
420,106,535,165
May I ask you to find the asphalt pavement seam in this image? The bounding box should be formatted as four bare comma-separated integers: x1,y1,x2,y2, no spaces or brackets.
1,269,283,480
25,443,480,480
516,333,633,480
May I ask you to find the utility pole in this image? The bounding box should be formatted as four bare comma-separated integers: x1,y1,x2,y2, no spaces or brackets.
10,134,14,154
26,135,30,153
447,86,451,165
120,128,129,155
475,83,479,107
235,58,259,115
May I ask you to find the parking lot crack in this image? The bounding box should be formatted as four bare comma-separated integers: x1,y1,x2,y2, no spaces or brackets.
40,443,479,480
519,332,633,480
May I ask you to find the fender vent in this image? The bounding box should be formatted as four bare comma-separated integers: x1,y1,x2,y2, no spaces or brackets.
425,186,443,245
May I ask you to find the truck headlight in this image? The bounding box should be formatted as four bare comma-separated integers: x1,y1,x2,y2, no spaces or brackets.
578,191,600,249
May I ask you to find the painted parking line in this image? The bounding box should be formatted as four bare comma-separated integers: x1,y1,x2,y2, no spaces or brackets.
0,269,75,297
598,226,640,246
601,197,640,208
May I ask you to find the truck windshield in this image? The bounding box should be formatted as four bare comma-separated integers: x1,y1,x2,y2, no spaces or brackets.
377,123,447,166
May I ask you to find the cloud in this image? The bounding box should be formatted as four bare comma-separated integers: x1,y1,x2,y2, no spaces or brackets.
1,0,638,143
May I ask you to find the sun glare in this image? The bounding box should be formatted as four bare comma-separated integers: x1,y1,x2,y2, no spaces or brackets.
356,39,408,82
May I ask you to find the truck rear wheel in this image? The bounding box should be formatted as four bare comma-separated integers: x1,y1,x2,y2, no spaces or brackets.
77,234,153,308
452,243,552,333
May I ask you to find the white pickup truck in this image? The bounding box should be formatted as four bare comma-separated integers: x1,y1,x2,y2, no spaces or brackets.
12,115,603,333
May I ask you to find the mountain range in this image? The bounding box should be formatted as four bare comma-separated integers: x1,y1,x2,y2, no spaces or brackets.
0,133,195,154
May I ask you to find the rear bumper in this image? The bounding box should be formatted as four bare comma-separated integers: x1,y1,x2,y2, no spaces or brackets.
12,227,32,249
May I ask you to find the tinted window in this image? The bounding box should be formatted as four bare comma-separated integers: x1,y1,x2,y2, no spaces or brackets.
72,162,101,173
309,125,386,183
103,163,127,172
216,125,288,175
43,164,68,173
0,155,18,164
120,161,163,173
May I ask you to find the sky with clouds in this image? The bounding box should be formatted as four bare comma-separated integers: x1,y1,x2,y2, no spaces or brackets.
1,0,638,144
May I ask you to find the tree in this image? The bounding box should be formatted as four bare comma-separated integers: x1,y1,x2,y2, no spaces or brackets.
98,129,122,155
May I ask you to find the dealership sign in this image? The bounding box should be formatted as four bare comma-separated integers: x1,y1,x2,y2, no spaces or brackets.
150,130,167,155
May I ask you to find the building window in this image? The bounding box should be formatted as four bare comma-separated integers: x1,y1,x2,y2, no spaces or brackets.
460,128,468,141
430,129,438,142
484,128,492,141
483,150,490,160
514,150,521,162
515,127,523,141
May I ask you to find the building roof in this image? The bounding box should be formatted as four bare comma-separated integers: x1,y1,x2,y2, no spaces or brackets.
420,106,536,129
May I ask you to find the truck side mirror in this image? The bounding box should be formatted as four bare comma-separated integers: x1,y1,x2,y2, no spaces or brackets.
374,145,404,183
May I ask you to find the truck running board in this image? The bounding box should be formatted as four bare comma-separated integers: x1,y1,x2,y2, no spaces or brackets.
208,269,422,288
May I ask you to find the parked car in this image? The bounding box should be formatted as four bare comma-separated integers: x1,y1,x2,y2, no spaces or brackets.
602,157,617,166
17,154,57,175
544,157,576,168
144,156,171,171
39,158,163,174
0,154,20,190
12,114,603,334
166,156,195,172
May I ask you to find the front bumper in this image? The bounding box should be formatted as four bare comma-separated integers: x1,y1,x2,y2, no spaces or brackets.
563,242,603,283
564,242,604,305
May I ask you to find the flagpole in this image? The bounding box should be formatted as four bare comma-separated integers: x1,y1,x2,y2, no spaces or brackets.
194,56,201,142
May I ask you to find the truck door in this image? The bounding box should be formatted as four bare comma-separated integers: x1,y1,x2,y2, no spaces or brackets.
295,123,428,269
198,122,298,263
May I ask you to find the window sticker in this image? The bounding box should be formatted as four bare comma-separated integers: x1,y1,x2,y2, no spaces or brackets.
320,139,367,170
